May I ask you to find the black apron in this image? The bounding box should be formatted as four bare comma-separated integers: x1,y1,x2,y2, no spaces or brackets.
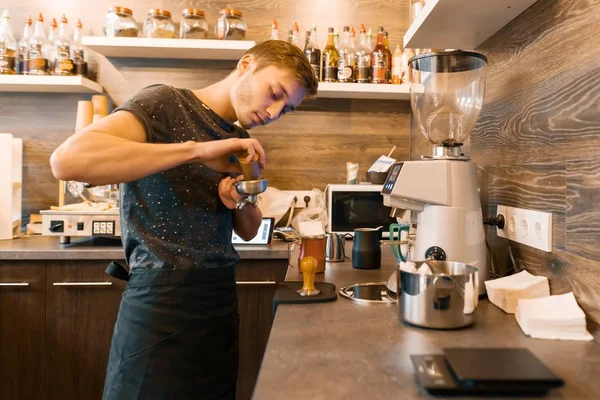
102,266,239,400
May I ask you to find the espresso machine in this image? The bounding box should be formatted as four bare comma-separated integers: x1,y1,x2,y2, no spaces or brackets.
382,50,489,294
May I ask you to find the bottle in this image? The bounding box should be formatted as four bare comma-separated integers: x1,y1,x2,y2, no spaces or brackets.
270,19,279,40
47,17,57,74
400,47,415,84
391,45,403,84
17,15,32,74
370,26,389,84
291,21,300,48
26,13,49,75
286,29,293,43
304,25,321,81
337,26,356,82
322,27,339,82
366,28,374,51
0,9,18,75
333,31,340,51
71,19,87,77
303,29,310,50
53,14,73,76
383,30,392,83
355,24,371,83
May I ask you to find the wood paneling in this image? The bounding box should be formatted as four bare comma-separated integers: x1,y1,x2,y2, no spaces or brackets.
409,0,600,325
0,0,411,226
235,259,288,400
45,261,126,400
0,261,45,400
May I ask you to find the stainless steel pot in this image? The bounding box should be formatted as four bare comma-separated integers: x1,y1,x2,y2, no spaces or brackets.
397,261,479,329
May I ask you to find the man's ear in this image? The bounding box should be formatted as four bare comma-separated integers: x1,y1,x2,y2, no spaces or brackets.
237,54,256,74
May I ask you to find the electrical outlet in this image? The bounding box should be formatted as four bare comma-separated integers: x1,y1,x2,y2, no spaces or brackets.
282,190,317,209
496,205,552,252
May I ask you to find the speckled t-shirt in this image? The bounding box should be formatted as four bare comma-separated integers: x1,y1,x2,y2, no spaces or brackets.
114,84,250,270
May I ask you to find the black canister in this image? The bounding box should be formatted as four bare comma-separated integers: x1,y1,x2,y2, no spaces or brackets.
351,227,382,269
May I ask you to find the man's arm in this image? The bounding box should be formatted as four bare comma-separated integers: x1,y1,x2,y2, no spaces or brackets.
233,204,263,242
50,111,265,186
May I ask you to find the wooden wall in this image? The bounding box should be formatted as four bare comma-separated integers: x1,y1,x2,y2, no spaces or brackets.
0,0,411,225
411,0,600,328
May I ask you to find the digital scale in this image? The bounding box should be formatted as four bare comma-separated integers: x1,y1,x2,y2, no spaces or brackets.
411,348,564,396
40,209,121,244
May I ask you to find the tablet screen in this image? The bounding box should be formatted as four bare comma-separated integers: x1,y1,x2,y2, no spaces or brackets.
232,217,275,245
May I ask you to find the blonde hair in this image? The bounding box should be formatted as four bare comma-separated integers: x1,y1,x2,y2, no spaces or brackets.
244,40,319,97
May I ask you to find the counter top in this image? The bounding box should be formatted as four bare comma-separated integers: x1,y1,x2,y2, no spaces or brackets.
253,244,600,400
0,236,289,260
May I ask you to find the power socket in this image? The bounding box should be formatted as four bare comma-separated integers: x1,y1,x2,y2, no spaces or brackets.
282,190,317,209
496,205,552,252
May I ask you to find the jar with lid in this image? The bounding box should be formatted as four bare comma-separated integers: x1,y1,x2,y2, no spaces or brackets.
215,8,247,40
143,9,176,38
103,7,139,37
180,9,208,39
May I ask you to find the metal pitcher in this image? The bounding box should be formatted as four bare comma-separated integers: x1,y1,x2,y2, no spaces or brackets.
325,233,348,262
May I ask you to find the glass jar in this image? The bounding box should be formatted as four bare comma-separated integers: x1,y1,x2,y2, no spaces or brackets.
143,9,176,38
103,7,139,37
215,8,247,40
180,8,208,39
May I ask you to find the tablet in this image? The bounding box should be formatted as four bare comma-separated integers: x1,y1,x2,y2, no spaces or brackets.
232,217,275,245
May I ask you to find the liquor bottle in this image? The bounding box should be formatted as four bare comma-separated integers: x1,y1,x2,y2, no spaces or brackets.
47,17,57,74
270,19,279,40
355,24,371,83
304,25,321,81
370,26,389,84
322,27,339,82
337,26,356,82
26,13,49,75
303,29,310,50
71,19,87,77
0,10,17,75
53,14,74,76
383,30,392,83
17,15,32,74
291,21,300,48
391,45,402,84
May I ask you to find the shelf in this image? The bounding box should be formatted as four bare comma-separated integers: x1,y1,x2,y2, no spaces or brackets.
82,36,256,60
0,75,103,93
403,0,538,49
316,82,410,100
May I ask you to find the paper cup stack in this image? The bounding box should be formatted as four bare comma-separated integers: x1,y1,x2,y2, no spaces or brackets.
484,270,550,314
516,292,593,341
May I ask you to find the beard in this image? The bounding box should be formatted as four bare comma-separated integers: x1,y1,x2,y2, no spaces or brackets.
232,72,254,129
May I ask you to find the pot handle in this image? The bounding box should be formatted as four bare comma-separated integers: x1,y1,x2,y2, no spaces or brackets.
389,223,410,262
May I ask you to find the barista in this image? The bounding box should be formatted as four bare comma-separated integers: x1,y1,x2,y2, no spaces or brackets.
50,40,318,399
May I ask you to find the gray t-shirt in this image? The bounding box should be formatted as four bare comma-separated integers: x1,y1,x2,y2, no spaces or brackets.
114,84,250,270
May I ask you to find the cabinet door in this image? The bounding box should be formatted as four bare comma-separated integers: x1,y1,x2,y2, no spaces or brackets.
45,261,126,400
0,261,45,400
236,260,287,400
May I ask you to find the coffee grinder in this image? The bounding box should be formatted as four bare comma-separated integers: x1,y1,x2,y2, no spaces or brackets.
381,50,489,294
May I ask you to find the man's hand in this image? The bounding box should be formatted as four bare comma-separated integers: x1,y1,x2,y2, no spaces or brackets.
196,138,266,174
218,175,245,210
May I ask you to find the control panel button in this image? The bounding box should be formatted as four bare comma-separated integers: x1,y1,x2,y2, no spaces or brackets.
49,221,64,233
77,222,84,231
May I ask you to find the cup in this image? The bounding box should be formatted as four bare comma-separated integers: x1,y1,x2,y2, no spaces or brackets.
346,162,359,184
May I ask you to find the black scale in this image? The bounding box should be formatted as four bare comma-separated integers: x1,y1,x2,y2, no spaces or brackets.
411,348,564,396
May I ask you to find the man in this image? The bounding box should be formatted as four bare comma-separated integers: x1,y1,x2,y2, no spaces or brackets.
50,40,318,399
